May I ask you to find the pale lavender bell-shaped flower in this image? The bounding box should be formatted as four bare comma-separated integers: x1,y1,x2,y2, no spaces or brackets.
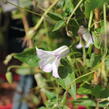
36,45,70,78
82,32,94,48
76,26,93,49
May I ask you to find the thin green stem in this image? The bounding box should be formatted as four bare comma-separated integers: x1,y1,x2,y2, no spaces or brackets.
33,0,59,31
26,0,59,40
88,11,93,31
103,3,107,56
66,0,84,25
67,55,73,66
7,65,20,72
66,71,94,92
83,46,86,65
7,65,32,72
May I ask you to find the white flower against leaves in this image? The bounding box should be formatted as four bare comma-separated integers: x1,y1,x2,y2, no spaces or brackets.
83,32,93,48
76,26,93,49
76,39,83,49
36,45,70,78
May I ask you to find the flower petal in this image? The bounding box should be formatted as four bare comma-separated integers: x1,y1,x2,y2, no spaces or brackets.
36,46,69,78
76,42,83,49
52,58,60,78
83,33,93,44
85,40,93,48
36,48,53,59
39,60,52,72
82,33,93,48
52,64,59,78
53,45,70,57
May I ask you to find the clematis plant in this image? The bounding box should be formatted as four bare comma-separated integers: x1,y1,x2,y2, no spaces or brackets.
36,45,70,78
76,26,93,49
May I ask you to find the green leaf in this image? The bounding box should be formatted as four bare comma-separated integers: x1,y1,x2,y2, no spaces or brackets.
85,0,109,17
91,85,109,98
74,98,96,107
63,0,74,14
61,92,67,105
89,53,101,67
77,87,92,95
14,48,39,67
44,90,56,100
52,20,65,31
91,85,103,98
48,12,63,21
78,84,109,98
57,60,76,99
6,72,13,84
92,30,103,49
